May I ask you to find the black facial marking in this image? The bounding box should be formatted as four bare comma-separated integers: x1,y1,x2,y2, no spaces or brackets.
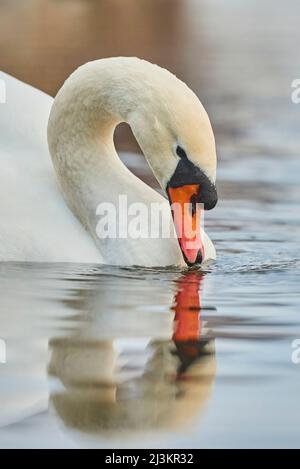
168,156,218,211
176,145,188,161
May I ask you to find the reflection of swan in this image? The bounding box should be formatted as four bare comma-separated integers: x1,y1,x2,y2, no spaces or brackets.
48,272,216,435
0,58,217,266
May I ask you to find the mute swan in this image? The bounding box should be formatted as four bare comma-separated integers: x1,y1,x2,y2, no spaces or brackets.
0,58,217,266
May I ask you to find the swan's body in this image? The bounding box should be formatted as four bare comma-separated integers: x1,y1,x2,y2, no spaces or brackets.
0,71,102,262
0,58,217,266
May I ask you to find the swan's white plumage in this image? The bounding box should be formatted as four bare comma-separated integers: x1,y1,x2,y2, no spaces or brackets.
0,59,216,266
0,72,102,262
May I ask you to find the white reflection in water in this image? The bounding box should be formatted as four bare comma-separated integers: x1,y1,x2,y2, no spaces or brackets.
48,272,215,435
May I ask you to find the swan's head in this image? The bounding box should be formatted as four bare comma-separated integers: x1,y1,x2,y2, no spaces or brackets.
128,60,218,266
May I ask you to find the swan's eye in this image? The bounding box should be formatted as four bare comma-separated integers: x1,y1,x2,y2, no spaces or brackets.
176,145,188,160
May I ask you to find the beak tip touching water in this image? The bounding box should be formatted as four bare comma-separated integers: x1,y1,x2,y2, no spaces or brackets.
183,250,203,267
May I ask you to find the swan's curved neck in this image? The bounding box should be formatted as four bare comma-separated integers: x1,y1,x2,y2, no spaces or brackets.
48,61,160,235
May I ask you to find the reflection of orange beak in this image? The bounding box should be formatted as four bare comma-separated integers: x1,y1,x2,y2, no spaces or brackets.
167,184,204,266
173,273,203,342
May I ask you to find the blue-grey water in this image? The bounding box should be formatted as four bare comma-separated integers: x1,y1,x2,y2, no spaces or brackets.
0,0,300,448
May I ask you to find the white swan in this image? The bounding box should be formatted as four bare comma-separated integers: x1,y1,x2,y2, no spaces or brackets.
0,57,217,266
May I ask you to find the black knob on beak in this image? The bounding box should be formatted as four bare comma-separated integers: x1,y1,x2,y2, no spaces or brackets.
168,156,218,210
198,181,218,210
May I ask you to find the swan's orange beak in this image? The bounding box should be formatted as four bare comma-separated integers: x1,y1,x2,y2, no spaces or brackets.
167,184,204,266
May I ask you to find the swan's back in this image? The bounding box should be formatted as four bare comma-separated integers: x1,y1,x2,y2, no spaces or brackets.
0,73,102,262
0,72,51,155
